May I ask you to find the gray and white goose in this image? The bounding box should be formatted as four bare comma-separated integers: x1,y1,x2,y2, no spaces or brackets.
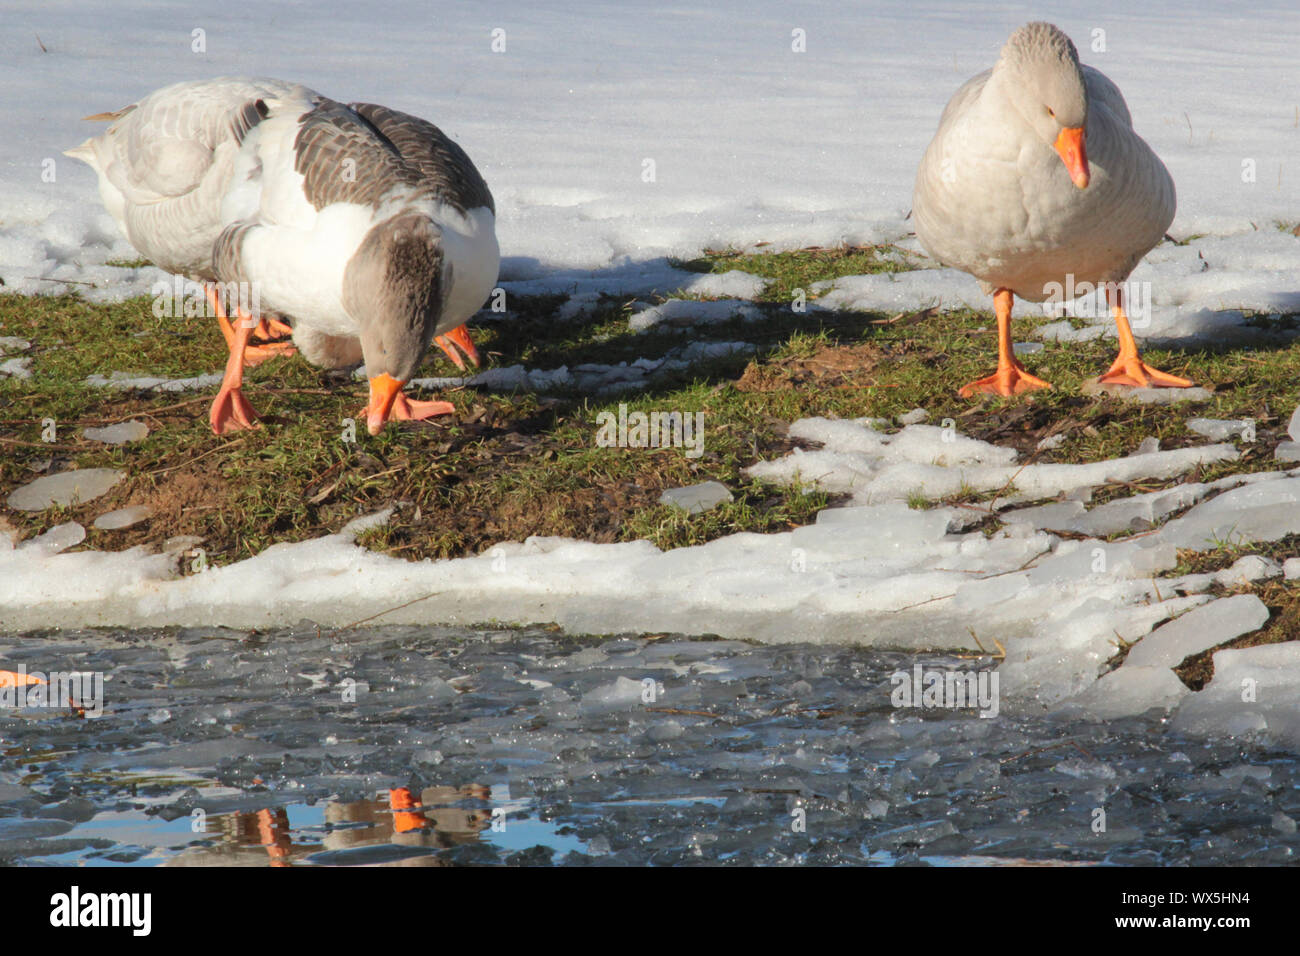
67,77,497,434
912,22,1192,396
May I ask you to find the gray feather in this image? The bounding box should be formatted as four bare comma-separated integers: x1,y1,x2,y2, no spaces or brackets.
293,97,492,215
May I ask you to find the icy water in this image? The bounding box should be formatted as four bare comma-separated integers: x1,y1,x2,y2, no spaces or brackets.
1,625,1297,867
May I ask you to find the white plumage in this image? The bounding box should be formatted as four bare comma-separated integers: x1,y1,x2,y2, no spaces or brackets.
912,23,1190,395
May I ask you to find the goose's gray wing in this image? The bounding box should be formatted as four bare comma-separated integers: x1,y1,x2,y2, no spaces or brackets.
292,98,423,210
348,102,494,215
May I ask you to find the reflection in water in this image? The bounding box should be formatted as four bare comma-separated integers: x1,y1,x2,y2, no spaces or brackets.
164,786,492,867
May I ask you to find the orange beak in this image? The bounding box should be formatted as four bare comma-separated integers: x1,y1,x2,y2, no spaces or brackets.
1054,126,1089,189
366,373,406,435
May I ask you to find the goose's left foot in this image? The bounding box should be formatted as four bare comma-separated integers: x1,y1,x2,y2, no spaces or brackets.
1098,353,1192,388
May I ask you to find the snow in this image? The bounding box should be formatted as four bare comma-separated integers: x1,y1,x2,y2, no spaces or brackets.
1173,643,1300,747
85,371,225,392
1186,417,1253,442
1,425,1293,741
745,417,1237,505
1123,595,1270,669
0,0,1295,327
1,1,1299,747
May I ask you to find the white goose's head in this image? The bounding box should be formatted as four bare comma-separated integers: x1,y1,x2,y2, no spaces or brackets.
342,211,445,434
997,21,1090,189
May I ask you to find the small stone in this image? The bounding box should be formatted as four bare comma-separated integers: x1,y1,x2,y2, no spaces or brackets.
1133,437,1160,456
1036,434,1065,452
1273,812,1298,835
659,481,733,515
6,468,125,511
897,408,929,426
1284,558,1300,580
1012,341,1043,355
83,420,149,444
92,505,153,531
1288,405,1300,442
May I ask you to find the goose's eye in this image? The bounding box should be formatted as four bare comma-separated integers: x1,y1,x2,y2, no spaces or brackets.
1046,107,1056,117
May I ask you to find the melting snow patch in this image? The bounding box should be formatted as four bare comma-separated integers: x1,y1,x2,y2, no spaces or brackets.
1172,643,1300,748
85,371,224,392
745,417,1236,506
659,481,733,514
92,505,153,531
628,298,763,332
7,468,125,511
1123,595,1270,669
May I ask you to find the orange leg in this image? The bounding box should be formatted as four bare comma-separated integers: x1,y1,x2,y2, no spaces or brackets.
207,286,296,368
1098,287,1192,388
433,324,480,371
207,290,262,434
959,288,1053,397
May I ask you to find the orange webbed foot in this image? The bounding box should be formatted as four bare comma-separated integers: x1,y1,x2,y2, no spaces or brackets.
209,385,261,434
958,361,1053,398
1097,355,1193,389
241,341,298,368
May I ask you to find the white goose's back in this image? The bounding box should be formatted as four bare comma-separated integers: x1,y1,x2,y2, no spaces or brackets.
66,78,313,279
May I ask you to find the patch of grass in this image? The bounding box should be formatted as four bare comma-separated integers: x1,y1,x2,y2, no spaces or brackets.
3,246,1300,585
104,257,153,269
674,242,923,303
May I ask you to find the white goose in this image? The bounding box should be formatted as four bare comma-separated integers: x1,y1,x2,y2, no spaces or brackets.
66,78,496,434
912,22,1192,396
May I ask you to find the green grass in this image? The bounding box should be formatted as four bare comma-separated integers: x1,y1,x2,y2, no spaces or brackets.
674,242,922,302
3,244,1300,585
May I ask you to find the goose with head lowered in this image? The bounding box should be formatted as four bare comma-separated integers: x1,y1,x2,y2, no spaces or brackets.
66,78,496,434
912,22,1192,396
